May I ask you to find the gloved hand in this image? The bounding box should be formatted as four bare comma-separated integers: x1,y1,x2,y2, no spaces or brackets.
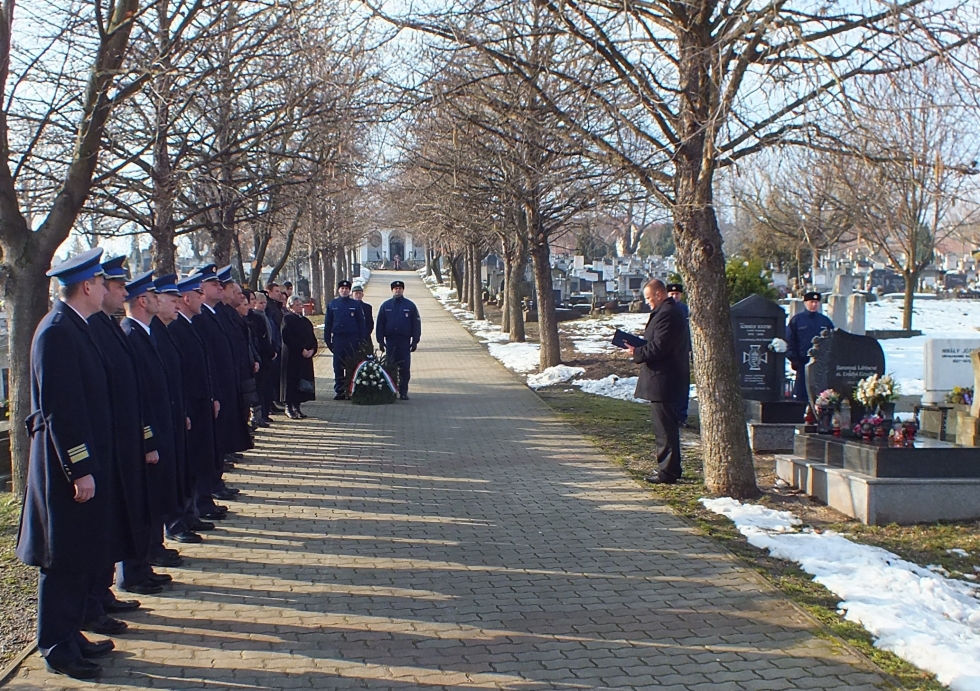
378,341,385,353
410,342,417,352
326,342,334,353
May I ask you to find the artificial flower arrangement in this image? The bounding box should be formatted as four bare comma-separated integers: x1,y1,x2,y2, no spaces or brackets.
815,389,842,411
854,374,900,410
853,414,885,439
946,386,974,406
348,354,398,405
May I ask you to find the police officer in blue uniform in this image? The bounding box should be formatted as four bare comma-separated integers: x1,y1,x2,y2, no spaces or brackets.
786,291,835,400
376,280,422,400
17,249,136,679
119,272,182,595
167,275,220,538
325,279,366,399
83,256,151,636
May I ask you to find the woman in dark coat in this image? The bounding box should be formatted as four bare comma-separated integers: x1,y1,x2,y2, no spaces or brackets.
281,295,318,418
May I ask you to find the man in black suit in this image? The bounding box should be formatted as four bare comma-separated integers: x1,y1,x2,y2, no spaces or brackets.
626,279,690,484
352,284,373,349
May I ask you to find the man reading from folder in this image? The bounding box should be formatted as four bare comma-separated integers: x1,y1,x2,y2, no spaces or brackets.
623,279,690,484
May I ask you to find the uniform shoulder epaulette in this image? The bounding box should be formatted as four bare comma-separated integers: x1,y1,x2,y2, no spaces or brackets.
51,310,65,324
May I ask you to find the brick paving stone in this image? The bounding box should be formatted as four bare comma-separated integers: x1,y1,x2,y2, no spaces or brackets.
3,270,894,690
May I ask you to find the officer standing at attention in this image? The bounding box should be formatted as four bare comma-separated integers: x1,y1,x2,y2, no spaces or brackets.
119,272,181,595
351,284,373,349
83,256,151,637
17,249,134,680
665,282,691,426
786,291,835,401
376,280,422,400
325,279,366,399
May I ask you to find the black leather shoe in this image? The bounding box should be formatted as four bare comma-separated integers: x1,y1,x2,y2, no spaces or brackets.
333,393,346,400
399,394,409,400
286,408,301,419
45,656,101,679
122,581,163,595
644,475,678,485
187,519,215,531
78,638,115,659
270,404,284,413
166,530,203,544
201,510,228,520
223,461,236,471
146,572,173,585
149,553,183,567
103,597,140,614
84,615,129,636
212,490,239,501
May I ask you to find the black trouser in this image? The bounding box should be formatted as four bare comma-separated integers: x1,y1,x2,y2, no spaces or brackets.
82,565,114,624
332,336,359,394
385,335,412,396
38,568,92,661
651,401,682,481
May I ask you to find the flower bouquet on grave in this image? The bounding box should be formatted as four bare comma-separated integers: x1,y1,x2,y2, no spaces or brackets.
946,386,973,406
814,389,842,434
347,349,398,405
854,374,900,421
853,414,884,440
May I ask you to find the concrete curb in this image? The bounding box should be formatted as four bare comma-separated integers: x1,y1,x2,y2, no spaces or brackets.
0,642,36,687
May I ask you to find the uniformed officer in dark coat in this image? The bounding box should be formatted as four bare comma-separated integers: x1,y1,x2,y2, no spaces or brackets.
352,284,373,349
167,275,221,535
245,290,277,426
216,267,257,434
376,280,422,400
83,256,151,635
626,279,689,484
786,291,835,400
191,264,248,505
119,272,181,594
150,274,193,558
17,249,135,679
325,279,366,399
666,282,691,426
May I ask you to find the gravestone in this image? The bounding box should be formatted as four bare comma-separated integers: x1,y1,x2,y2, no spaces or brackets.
805,328,885,419
786,299,804,318
827,294,848,327
730,294,786,402
833,274,853,295
922,338,980,404
951,349,980,446
846,293,866,335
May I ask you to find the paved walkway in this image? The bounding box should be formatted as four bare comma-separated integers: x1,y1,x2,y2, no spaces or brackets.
6,271,891,690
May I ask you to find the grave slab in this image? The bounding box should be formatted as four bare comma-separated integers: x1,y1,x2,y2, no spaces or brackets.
922,338,980,404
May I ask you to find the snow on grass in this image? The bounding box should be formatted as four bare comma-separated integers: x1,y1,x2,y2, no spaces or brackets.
573,375,648,403
486,342,540,372
527,365,586,390
701,497,980,691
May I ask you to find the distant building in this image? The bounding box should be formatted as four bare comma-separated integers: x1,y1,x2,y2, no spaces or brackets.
358,230,425,265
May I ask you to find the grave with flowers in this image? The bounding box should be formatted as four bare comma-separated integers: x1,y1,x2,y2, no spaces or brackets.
777,328,980,525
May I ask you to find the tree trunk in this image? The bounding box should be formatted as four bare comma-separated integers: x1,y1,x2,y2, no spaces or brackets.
425,247,433,277
472,246,485,320
449,254,463,300
673,187,759,498
310,249,322,309
501,254,511,334
149,2,176,274
530,226,560,369
323,250,335,307
3,267,51,493
902,271,915,331
431,251,443,283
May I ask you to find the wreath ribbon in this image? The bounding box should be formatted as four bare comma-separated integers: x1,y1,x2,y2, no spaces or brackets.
349,359,398,396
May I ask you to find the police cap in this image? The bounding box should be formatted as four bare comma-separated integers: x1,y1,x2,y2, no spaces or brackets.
126,271,156,300
176,275,203,294
390,280,405,289
217,264,234,284
803,291,822,302
351,284,364,293
338,279,352,289
191,264,219,283
666,283,683,293
101,255,129,281
153,273,180,294
47,248,104,286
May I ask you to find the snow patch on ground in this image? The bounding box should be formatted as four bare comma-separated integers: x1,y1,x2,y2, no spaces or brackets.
701,497,980,691
486,342,540,373
573,375,648,403
527,365,586,390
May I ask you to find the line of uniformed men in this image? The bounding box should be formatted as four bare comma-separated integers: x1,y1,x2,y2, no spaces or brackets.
15,249,291,680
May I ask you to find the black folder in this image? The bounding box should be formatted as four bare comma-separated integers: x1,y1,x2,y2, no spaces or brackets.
612,329,647,350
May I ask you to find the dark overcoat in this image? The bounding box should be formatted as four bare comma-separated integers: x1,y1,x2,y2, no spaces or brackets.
359,301,374,345
632,297,690,403
282,312,318,404
194,304,251,456
17,302,136,570
86,311,151,548
122,318,181,520
152,316,191,504
168,314,216,479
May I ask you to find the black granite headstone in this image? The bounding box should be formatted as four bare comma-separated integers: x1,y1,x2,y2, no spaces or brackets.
805,328,885,417
730,294,787,402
